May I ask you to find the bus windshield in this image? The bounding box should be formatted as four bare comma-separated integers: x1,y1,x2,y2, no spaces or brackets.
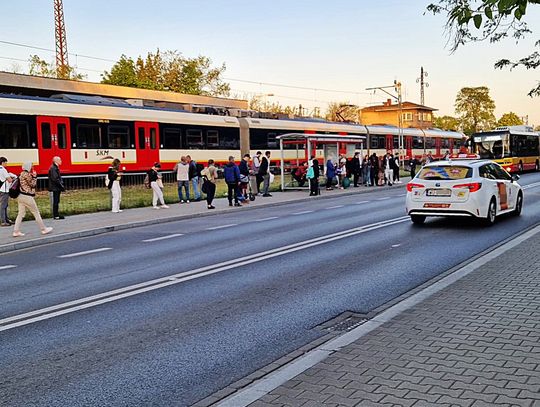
473,132,507,159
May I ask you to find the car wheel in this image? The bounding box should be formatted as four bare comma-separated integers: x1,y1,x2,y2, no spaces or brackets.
410,215,426,224
513,192,523,216
484,198,497,226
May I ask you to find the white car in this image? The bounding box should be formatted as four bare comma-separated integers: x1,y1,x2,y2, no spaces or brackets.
406,158,523,225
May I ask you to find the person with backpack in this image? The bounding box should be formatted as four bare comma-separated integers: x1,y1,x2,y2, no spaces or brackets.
148,163,169,209
187,155,201,202
12,162,53,237
107,158,123,213
201,159,217,209
0,157,15,226
308,158,320,196
223,156,242,207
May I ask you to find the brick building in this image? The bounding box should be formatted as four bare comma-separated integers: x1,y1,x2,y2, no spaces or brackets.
360,99,436,129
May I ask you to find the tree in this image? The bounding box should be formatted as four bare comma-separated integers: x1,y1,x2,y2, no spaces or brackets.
28,54,85,80
455,86,496,134
102,50,230,97
325,102,359,122
497,112,524,127
433,115,461,130
427,1,540,96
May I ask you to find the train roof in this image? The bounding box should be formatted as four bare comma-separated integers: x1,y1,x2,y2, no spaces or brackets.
241,117,367,133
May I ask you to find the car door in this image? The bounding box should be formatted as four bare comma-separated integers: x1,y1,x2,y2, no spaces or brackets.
479,164,501,210
491,163,515,210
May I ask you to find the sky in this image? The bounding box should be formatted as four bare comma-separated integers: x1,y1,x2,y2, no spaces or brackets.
1,0,539,125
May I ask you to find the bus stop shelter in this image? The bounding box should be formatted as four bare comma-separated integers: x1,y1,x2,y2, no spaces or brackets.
276,133,367,191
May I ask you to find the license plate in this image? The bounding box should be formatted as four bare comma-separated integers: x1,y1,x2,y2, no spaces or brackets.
426,189,451,197
424,203,451,208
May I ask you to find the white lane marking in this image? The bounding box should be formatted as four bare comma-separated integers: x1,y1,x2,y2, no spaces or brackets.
142,234,184,242
58,248,112,258
376,197,391,201
291,210,314,215
0,265,17,271
396,193,407,197
391,244,401,248
0,216,409,332
206,224,237,230
326,205,344,209
522,181,540,190
214,223,540,407
354,201,369,205
255,217,279,222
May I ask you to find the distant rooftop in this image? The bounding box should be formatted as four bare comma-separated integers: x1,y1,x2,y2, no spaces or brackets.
361,99,437,112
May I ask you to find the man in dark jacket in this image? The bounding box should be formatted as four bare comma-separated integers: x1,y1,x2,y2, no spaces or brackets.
350,152,361,187
223,156,241,207
259,151,272,197
48,156,65,219
369,153,379,187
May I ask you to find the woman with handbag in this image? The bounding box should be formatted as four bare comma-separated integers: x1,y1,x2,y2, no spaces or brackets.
13,162,53,237
201,159,217,209
107,158,123,213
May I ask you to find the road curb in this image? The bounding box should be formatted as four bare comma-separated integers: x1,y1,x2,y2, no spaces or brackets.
0,183,406,253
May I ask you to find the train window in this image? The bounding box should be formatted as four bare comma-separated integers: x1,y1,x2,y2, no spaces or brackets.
220,127,240,149
138,127,145,150
267,132,277,149
370,136,378,149
412,136,423,149
76,124,102,148
441,138,450,148
150,128,157,149
41,122,52,149
162,128,182,149
58,124,67,149
0,121,31,149
108,126,130,149
206,130,219,149
187,129,203,149
425,137,435,149
393,136,399,149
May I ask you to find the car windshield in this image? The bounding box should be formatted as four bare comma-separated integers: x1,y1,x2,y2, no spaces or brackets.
417,165,473,180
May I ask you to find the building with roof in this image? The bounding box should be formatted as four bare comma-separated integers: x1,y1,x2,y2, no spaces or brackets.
360,99,437,129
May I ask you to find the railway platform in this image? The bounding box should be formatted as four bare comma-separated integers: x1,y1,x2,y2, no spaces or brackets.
210,224,540,407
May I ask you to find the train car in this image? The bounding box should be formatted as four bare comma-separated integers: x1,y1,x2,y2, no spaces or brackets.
239,117,367,164
0,93,241,175
0,92,465,176
365,124,464,159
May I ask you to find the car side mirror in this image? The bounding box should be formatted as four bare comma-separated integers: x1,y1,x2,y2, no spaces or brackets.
511,174,520,182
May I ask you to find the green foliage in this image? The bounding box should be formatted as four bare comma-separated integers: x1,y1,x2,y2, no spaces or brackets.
454,86,496,134
433,115,461,131
28,55,85,80
248,95,299,115
102,49,230,97
427,1,540,96
497,112,524,126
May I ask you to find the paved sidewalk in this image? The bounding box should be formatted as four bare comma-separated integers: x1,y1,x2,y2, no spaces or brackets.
243,228,540,407
0,183,405,253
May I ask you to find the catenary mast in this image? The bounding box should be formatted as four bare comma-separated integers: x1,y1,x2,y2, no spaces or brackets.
53,0,69,79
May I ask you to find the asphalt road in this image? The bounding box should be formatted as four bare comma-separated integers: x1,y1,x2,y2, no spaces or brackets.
2,173,540,407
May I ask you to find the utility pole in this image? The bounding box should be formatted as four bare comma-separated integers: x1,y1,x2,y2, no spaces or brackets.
54,0,69,79
366,81,404,166
416,67,429,106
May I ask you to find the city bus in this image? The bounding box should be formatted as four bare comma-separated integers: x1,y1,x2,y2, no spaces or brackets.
471,125,540,173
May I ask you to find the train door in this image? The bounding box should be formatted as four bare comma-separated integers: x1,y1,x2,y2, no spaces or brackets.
405,136,413,158
435,137,442,157
135,122,159,169
36,116,71,173
385,135,393,153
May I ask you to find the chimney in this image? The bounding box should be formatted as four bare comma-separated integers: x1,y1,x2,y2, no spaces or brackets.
385,99,392,107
